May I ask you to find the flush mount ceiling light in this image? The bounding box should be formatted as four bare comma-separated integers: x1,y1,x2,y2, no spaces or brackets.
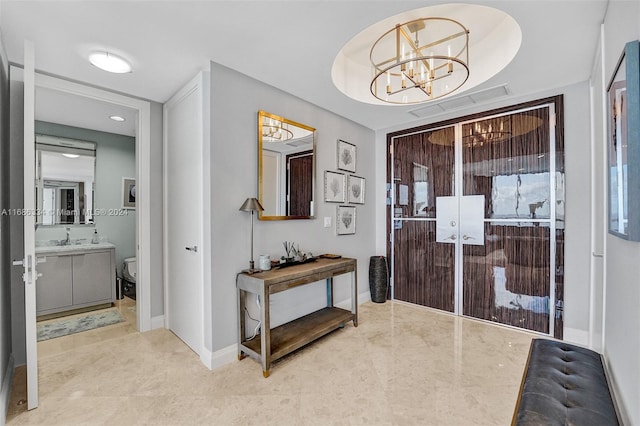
89,52,132,74
370,18,470,104
109,115,126,122
332,4,522,106
62,153,80,159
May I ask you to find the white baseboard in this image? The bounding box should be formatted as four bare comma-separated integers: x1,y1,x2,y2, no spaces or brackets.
563,327,589,346
1,354,15,423
602,349,631,425
199,344,237,370
335,291,371,310
150,315,165,330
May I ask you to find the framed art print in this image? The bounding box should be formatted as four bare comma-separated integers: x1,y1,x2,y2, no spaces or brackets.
336,205,356,235
324,170,346,203
337,139,356,173
347,175,365,204
122,177,136,209
608,40,640,241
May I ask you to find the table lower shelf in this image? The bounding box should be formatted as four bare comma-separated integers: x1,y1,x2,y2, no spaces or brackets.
240,306,354,362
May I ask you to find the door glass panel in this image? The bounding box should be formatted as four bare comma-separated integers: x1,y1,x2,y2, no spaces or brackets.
461,106,556,334
462,108,551,219
394,221,455,312
393,127,455,218
463,223,551,333
392,126,455,311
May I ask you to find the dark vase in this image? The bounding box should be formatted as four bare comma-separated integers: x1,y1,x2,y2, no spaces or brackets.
369,256,389,303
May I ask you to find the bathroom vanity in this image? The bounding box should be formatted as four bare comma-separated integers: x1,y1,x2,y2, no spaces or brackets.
35,242,116,316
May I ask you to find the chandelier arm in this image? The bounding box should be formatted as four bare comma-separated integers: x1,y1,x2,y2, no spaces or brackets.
397,27,467,75
413,30,469,54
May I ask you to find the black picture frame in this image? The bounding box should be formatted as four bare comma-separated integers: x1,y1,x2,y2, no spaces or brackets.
608,40,640,240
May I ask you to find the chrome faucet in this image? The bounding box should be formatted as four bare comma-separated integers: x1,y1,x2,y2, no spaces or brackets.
64,227,71,245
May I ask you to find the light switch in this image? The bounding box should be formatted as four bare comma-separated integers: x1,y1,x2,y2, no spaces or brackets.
324,216,332,228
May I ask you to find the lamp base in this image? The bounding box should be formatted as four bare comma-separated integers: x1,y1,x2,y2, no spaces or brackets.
241,268,263,275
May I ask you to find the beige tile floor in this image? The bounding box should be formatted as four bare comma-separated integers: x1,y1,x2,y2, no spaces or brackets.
7,301,536,425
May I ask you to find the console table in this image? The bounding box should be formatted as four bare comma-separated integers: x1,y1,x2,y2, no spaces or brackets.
236,257,358,377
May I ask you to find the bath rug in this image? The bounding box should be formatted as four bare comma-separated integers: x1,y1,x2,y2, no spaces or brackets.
37,309,125,341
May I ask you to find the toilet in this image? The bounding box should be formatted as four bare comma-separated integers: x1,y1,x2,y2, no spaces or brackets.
122,257,137,300
122,257,137,283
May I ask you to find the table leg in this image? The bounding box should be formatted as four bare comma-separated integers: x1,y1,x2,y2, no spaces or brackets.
352,268,358,327
237,286,247,359
326,277,334,307
261,289,271,377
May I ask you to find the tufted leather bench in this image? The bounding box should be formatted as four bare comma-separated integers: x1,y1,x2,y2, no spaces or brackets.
512,338,620,425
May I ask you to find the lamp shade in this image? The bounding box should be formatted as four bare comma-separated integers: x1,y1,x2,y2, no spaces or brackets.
239,197,264,212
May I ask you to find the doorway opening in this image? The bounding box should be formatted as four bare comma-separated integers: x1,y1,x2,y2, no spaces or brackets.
387,96,564,339
33,93,139,343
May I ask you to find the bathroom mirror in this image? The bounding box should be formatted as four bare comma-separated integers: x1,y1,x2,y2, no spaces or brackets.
35,134,96,225
258,110,316,220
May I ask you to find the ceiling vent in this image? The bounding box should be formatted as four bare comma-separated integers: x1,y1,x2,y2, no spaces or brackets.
409,84,510,118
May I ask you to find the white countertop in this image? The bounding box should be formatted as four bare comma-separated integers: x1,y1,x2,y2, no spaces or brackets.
35,242,115,254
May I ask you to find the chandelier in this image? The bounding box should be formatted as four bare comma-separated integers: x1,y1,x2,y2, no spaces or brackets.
370,17,470,104
262,117,293,141
462,118,512,148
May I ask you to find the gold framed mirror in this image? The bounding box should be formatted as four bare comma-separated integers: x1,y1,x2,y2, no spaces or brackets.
258,110,315,220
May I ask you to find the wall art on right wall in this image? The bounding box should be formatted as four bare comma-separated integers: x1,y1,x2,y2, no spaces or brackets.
607,40,640,241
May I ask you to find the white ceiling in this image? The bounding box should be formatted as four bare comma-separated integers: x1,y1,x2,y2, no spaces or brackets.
36,87,137,136
1,1,608,132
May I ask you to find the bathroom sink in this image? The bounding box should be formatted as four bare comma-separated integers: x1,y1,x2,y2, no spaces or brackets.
36,241,115,253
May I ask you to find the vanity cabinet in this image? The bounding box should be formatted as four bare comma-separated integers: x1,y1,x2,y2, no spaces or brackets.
35,245,116,316
36,255,73,313
72,251,113,305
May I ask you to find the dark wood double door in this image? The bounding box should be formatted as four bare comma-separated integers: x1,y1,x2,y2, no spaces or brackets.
388,99,564,338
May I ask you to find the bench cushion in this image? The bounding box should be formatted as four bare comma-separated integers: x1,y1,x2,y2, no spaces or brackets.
513,338,619,426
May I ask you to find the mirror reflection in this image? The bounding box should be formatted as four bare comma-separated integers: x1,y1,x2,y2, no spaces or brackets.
36,134,96,225
258,111,315,219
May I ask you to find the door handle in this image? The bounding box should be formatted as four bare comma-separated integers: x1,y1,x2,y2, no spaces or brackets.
462,235,474,241
448,234,457,241
185,246,198,253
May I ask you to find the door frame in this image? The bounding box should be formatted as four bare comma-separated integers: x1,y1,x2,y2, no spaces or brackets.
33,73,153,332
387,96,564,337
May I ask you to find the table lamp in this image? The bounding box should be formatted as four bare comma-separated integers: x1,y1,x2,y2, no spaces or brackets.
239,197,264,273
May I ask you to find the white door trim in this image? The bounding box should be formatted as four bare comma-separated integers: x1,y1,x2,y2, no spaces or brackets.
23,39,39,410
34,73,153,332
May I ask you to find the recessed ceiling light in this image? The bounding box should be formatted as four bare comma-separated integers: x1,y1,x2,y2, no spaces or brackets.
62,153,80,159
89,52,132,74
109,115,126,122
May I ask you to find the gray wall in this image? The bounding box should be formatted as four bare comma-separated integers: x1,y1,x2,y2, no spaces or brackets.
601,1,640,424
0,31,13,422
208,62,376,352
33,121,136,269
